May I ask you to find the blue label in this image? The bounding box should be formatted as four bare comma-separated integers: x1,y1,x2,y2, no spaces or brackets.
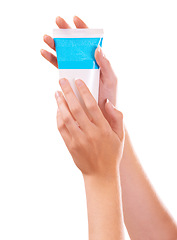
54,37,103,69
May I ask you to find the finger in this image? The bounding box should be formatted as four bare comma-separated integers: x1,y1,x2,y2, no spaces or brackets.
55,91,83,137
40,49,58,68
56,16,71,29
73,16,88,28
56,89,78,123
59,78,91,131
95,46,117,85
56,107,71,145
75,79,105,126
43,34,55,51
104,99,124,141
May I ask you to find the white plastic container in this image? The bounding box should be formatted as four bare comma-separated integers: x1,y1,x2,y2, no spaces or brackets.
53,29,104,105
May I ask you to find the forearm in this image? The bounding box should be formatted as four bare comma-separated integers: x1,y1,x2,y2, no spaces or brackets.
120,128,177,239
83,173,125,240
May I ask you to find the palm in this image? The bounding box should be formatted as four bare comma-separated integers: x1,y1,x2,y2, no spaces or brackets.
41,16,117,120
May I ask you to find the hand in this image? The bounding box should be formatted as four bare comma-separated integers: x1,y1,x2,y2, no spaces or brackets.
41,16,118,123
55,78,124,178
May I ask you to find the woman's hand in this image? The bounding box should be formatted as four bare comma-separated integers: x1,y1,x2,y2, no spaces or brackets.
55,78,124,178
41,16,118,123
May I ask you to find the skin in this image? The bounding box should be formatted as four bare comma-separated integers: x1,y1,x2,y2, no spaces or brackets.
55,78,124,177
41,16,177,239
55,78,125,240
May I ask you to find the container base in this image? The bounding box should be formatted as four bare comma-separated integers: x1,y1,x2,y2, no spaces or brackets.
59,69,100,109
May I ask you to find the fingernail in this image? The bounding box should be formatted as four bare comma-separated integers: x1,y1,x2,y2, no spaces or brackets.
55,91,59,99
43,35,47,41
56,16,62,21
75,79,84,87
56,90,63,97
97,45,104,58
106,99,116,109
59,78,67,86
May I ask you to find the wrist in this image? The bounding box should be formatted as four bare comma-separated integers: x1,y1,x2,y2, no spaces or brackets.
82,169,124,240
82,170,120,185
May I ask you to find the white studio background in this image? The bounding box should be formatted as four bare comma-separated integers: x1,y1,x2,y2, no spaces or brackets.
0,0,177,239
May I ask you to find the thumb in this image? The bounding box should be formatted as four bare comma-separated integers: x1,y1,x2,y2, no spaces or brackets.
105,99,124,141
95,46,117,81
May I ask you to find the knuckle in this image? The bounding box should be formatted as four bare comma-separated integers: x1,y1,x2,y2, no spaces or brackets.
57,110,65,132
113,75,118,85
101,127,111,138
63,114,71,124
86,128,97,142
69,140,81,153
69,143,77,153
86,133,94,143
87,101,97,112
118,111,124,120
57,122,65,132
106,74,118,88
71,105,81,116
57,108,61,116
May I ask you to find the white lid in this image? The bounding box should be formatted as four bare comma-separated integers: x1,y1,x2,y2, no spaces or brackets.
53,28,104,38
